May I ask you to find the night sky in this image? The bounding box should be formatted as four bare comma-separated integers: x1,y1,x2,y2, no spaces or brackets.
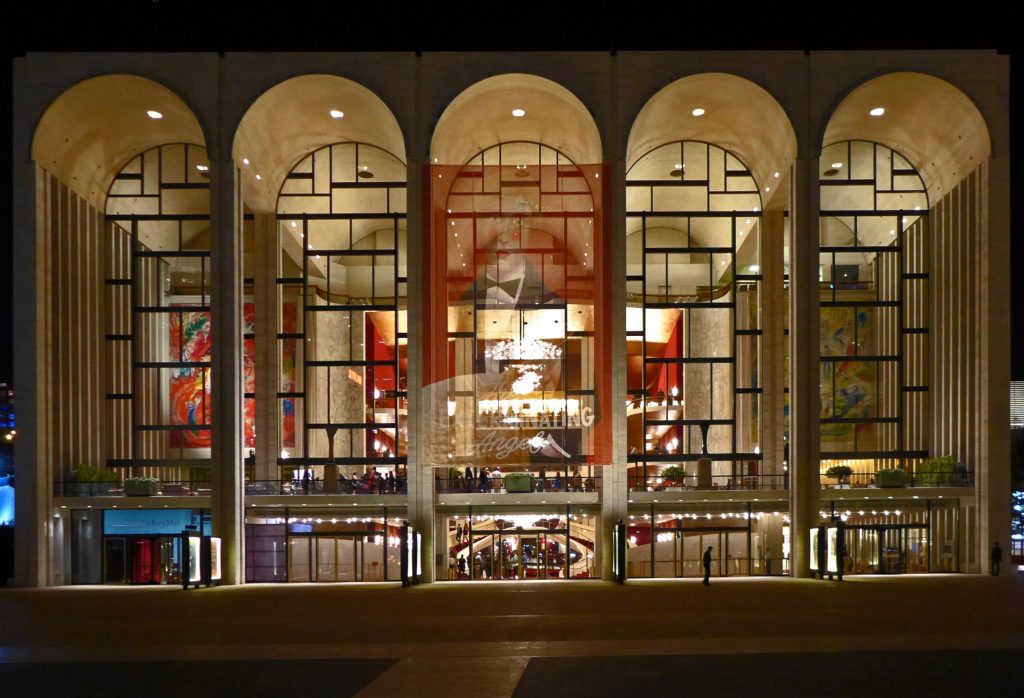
2,7,1022,384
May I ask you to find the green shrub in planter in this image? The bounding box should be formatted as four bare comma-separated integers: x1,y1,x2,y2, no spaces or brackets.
70,464,118,496
825,464,853,483
660,466,687,486
503,472,533,493
124,476,160,496
875,468,907,487
915,455,956,486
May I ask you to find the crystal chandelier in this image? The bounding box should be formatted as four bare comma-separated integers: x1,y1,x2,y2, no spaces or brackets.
484,337,562,361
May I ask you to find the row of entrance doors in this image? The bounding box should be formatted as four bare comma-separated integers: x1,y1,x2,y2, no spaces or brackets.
103,536,181,584
452,530,588,580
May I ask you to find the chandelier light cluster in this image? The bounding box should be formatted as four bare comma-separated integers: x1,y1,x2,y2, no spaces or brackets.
485,338,562,395
485,338,562,361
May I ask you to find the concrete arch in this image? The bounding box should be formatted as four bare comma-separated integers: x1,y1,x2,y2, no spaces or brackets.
626,73,797,210
233,74,407,213
821,72,991,200
31,74,206,209
430,73,602,165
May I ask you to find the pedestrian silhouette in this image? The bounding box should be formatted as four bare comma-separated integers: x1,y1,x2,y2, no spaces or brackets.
703,545,713,586
991,541,1002,576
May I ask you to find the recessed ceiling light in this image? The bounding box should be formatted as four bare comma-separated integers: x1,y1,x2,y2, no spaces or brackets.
691,108,705,116
330,109,345,119
290,222,297,228
774,172,780,178
242,158,250,165
195,164,209,172
765,186,771,192
831,162,843,169
889,229,896,235
512,108,526,117
146,110,163,119
869,107,885,116
255,174,262,181
750,264,760,273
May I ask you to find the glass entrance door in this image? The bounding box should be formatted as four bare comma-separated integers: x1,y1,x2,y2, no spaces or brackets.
880,527,905,574
104,537,126,584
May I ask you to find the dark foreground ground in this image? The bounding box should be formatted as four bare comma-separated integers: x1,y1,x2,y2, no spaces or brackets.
1,574,1022,696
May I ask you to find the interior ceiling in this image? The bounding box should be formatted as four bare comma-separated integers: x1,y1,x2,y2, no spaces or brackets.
823,72,990,201
32,75,205,210
233,74,406,213
431,73,603,165
626,73,797,211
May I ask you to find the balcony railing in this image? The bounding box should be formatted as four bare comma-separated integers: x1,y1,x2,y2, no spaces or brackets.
436,473,601,495
819,470,974,489
629,474,787,492
53,481,211,497
245,478,408,496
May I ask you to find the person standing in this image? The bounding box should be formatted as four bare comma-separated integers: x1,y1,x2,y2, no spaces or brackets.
302,468,312,495
991,541,1003,576
702,545,713,586
456,524,463,545
458,553,467,578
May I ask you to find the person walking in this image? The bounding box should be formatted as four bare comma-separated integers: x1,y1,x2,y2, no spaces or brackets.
456,524,463,545
702,545,713,586
458,553,467,578
991,541,1003,576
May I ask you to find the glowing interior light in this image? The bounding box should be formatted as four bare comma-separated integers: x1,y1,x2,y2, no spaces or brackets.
691,107,706,116
869,107,885,116
329,109,344,119
146,110,163,119
511,108,526,117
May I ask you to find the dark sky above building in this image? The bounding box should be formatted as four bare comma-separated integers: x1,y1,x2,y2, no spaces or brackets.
2,6,1022,382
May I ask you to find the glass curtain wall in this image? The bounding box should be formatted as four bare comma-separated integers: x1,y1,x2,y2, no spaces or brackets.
104,143,212,486
625,142,764,491
818,141,929,484
440,142,605,491
275,143,408,493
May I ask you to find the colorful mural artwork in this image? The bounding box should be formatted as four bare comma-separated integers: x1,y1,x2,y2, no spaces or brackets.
169,303,257,449
820,305,874,447
244,303,256,448
169,308,212,448
281,302,297,447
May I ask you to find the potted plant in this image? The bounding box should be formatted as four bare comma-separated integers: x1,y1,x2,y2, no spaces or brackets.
123,476,160,496
503,472,533,493
915,455,957,486
70,464,118,496
660,465,688,490
825,464,853,487
875,468,907,488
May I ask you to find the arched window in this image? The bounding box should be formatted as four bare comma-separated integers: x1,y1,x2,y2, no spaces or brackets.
442,141,601,483
275,142,408,485
626,141,763,490
105,143,212,478
818,140,929,480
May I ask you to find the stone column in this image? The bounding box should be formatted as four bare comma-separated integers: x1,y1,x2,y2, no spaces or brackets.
13,163,53,587
760,210,786,480
406,146,435,581
789,158,820,578
600,150,628,581
210,155,244,585
253,213,279,482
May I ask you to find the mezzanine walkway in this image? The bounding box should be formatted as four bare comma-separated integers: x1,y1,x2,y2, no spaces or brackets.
1,574,1022,696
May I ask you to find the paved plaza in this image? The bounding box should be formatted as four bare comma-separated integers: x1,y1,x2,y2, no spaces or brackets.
1,574,1023,695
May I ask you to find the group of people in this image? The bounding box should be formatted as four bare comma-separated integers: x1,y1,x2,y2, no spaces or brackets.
295,467,408,495
438,467,596,493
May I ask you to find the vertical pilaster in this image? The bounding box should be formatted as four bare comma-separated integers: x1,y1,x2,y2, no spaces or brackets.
789,157,820,578
254,213,279,481
210,149,244,584
13,163,52,586
601,52,627,580
761,210,786,478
